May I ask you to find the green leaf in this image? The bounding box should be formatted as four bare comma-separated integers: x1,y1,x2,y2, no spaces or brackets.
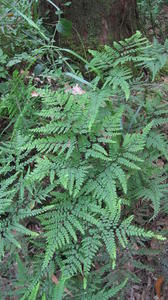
52,278,66,300
28,283,40,300
56,18,72,37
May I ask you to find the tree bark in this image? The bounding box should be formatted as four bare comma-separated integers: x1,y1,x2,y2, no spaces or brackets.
63,0,138,44
40,0,139,47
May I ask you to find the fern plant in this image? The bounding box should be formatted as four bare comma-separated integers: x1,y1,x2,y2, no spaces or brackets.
13,86,163,298
88,31,168,99
0,133,54,261
0,29,168,299
121,83,168,218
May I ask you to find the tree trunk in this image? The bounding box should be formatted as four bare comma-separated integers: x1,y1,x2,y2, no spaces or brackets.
40,0,139,48
63,0,138,44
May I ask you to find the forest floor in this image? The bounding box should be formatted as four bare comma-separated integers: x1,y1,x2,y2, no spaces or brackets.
126,78,168,294
125,7,168,299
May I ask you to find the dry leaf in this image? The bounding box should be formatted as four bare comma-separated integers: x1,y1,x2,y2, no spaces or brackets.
31,91,40,97
20,69,25,75
156,159,164,168
163,77,168,84
51,274,59,284
71,84,85,95
155,276,164,299
65,84,85,95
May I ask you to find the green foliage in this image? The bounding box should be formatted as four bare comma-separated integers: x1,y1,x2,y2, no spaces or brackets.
89,31,168,98
0,48,8,79
89,31,150,99
0,4,168,298
0,0,45,55
0,72,39,137
0,133,55,262
138,0,164,21
144,38,168,80
1,81,166,297
137,0,166,38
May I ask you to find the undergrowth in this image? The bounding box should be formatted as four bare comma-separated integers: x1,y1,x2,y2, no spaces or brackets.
0,1,168,299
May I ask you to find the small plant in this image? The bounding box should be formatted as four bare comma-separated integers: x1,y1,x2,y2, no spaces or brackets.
0,49,8,79
137,0,165,37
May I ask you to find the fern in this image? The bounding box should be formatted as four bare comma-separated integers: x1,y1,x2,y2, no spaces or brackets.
1,28,167,299
89,31,153,99
0,73,38,136
146,131,168,160
0,133,54,261
89,32,168,100
27,283,40,300
144,38,168,80
20,87,164,281
90,278,128,300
